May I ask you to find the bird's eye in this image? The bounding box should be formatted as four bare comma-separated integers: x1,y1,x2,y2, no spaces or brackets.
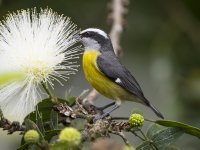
84,32,90,37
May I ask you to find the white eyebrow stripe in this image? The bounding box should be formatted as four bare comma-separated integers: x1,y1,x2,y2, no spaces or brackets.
80,28,109,39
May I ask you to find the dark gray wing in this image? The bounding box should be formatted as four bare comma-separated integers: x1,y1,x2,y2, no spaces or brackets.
96,53,164,119
96,53,145,100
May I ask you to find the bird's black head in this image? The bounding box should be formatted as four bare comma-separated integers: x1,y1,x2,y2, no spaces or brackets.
78,28,113,52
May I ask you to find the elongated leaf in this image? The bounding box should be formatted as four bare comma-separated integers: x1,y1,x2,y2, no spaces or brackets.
50,110,58,129
17,143,28,150
71,119,87,130
0,109,3,120
27,144,41,150
65,89,76,106
24,119,44,139
136,141,154,150
35,108,45,135
0,72,25,86
21,119,43,145
44,129,61,142
147,123,164,139
51,142,69,150
156,120,200,139
26,98,66,123
18,144,40,150
152,127,183,148
137,126,182,150
26,99,55,122
66,96,76,106
161,146,180,150
24,119,39,130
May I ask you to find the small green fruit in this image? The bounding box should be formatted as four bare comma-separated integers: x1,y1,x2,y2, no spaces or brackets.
129,113,144,127
24,130,40,144
123,145,135,150
59,127,81,146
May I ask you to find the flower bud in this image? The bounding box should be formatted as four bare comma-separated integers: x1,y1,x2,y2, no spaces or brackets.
123,145,135,150
59,127,81,146
129,113,144,127
24,130,40,144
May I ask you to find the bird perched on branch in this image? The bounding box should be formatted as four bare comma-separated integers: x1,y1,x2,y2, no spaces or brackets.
77,28,164,120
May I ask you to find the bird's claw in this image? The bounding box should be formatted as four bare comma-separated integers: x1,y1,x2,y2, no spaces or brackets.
93,112,109,122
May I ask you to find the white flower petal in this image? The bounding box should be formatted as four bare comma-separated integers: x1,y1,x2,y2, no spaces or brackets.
0,81,40,123
0,8,80,123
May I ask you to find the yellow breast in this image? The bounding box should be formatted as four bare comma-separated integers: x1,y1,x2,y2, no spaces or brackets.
82,49,133,100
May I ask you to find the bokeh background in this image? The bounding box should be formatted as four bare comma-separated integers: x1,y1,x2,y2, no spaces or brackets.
0,0,200,149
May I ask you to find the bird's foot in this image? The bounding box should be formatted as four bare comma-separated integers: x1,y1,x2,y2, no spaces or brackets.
96,102,116,111
93,102,120,122
93,112,110,122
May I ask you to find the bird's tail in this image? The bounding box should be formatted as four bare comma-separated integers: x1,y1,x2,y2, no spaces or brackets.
142,97,164,119
148,103,164,119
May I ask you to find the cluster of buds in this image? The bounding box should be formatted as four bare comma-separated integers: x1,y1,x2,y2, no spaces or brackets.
129,113,144,128
123,145,135,150
24,130,40,144
58,127,81,147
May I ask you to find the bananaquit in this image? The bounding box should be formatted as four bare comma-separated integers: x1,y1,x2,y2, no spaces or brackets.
77,28,164,119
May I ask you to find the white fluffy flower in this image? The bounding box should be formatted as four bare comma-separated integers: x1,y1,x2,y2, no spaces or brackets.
0,8,80,123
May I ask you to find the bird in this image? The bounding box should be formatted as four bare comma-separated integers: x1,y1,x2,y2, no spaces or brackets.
77,28,164,119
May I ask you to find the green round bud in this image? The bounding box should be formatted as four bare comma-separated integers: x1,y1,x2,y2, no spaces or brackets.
59,127,81,146
24,130,40,144
123,145,135,150
129,113,144,127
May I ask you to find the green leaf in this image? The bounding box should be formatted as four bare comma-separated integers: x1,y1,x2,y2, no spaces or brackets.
17,143,29,150
26,98,66,123
35,108,45,135
137,127,182,150
71,119,87,131
17,144,41,150
147,123,164,139
25,119,39,130
44,129,61,142
51,142,69,150
160,145,180,150
26,99,54,123
66,96,76,106
0,72,25,86
27,144,41,150
65,88,72,99
24,119,44,139
152,127,183,148
136,141,154,150
50,110,58,129
0,109,3,120
156,120,200,139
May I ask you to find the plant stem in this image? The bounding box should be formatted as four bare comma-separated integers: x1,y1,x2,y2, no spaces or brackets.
41,82,58,103
109,130,130,145
144,118,155,123
131,131,146,141
151,143,159,150
138,129,159,150
111,117,129,120
139,129,148,140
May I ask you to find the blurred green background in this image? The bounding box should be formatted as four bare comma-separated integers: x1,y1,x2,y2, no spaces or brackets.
0,0,200,149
